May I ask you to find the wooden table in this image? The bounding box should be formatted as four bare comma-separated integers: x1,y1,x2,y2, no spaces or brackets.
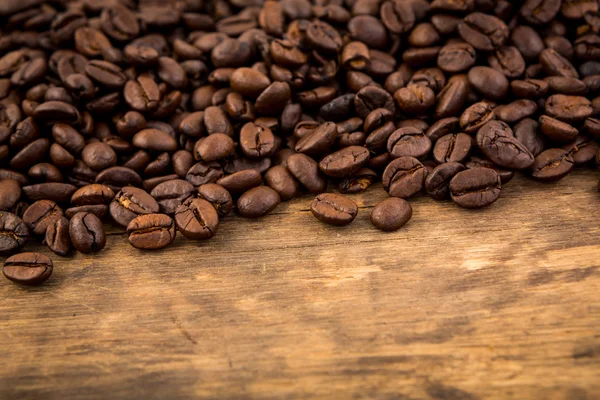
1,169,600,399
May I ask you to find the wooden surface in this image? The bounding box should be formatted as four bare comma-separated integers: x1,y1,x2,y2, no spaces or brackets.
1,169,600,400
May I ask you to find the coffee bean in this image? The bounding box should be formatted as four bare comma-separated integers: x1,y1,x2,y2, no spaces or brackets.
240,122,276,158
126,213,176,250
370,198,412,232
438,42,476,73
468,66,509,100
387,127,432,160
545,95,592,123
174,198,219,240
0,211,29,254
69,212,105,253
494,100,538,124
521,0,561,25
3,252,52,285
65,204,108,220
460,101,496,134
287,153,327,193
264,165,300,201
197,183,233,217
354,86,395,118
0,179,21,211
319,146,370,178
433,133,471,164
458,12,508,51
531,148,574,182
124,75,160,113
22,182,77,203
132,128,178,152
150,179,195,216
44,216,70,256
310,193,358,226
477,121,535,169
539,115,579,143
185,162,224,187
109,186,159,228
194,133,235,162
425,162,467,200
382,156,428,199
237,186,281,218
514,118,545,156
450,167,501,208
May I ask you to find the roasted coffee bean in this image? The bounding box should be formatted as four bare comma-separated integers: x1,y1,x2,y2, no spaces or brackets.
531,148,574,182
458,12,509,51
71,184,114,206
264,165,301,201
197,183,233,217
382,156,428,199
10,138,50,170
109,186,159,228
438,42,476,73
0,211,29,254
127,213,176,250
295,121,337,155
540,49,578,78
3,252,52,285
0,179,21,211
387,127,432,160
514,119,545,157
65,204,108,220
150,179,195,215
539,115,579,142
175,198,219,240
185,162,224,187
133,128,177,152
394,85,435,115
433,133,471,164
425,162,467,200
287,153,327,193
217,169,262,196
354,86,395,118
22,183,77,203
477,121,535,169
468,66,509,101
435,75,469,119
29,163,63,183
370,198,412,232
310,193,357,226
69,212,105,253
460,101,496,134
240,122,276,158
545,95,592,123
95,167,142,192
450,167,501,208
124,75,160,113
521,0,561,25
494,100,538,124
194,133,235,162
319,146,370,178
237,186,281,218
44,216,70,256
22,199,63,236
562,136,600,165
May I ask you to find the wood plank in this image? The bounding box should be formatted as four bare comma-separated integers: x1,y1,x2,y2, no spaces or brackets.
1,169,600,399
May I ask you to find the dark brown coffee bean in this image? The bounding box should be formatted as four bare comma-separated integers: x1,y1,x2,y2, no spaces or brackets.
44,216,70,256
561,0,598,19
240,122,276,158
22,183,77,204
0,211,29,254
22,199,63,235
287,153,327,194
562,135,600,165
28,163,63,183
521,0,561,25
306,20,342,55
337,168,377,194
95,166,142,191
370,198,412,232
387,127,432,160
203,106,234,136
0,179,21,211
540,49,578,78
382,156,428,199
132,128,177,152
494,100,538,124
437,42,476,73
477,121,535,169
69,211,105,253
101,4,139,41
426,117,460,142
85,60,125,89
81,142,117,172
124,75,160,113
545,95,593,123
319,146,370,178
230,67,271,98
433,133,471,164
295,121,337,156
65,204,108,220
126,213,176,250
264,165,300,201
514,119,545,156
3,252,52,285
74,27,111,58
394,85,435,115
172,150,194,179
511,79,549,99
310,193,357,226
174,198,219,240
458,12,509,51
52,123,84,154
109,186,159,228
380,0,414,34
468,66,509,101
460,101,496,134
425,162,467,200
150,179,195,216
488,46,526,79
435,75,469,119
33,100,79,124
531,148,574,182
10,138,50,170
355,86,395,118
186,162,224,187
255,82,291,115
539,115,579,143
237,186,280,218
194,133,235,163
217,169,262,196
450,167,501,208
197,183,233,217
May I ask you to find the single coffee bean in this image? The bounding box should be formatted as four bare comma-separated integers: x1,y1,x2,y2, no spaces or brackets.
562,136,600,165
437,42,476,73
124,75,161,113
287,153,327,194
95,166,142,192
237,186,281,218
477,121,535,169
22,199,63,236
81,142,117,172
433,133,471,164
540,48,578,78
132,128,178,152
28,163,63,183
394,85,435,115
44,216,71,256
545,95,593,123
65,204,108,220
514,119,546,157
150,179,195,215
194,133,235,162
0,179,21,211
425,162,467,200
494,100,538,124
310,193,358,226
185,162,224,187
197,183,233,217
531,148,575,182
109,186,159,228
382,156,428,199
511,79,549,99
0,211,29,254
22,183,77,204
354,86,395,118
3,252,52,285
521,0,561,25
450,167,501,208
387,127,432,160
175,198,219,240
468,66,509,101
69,212,106,253
457,12,509,51
539,115,579,143
217,169,262,196
435,75,470,119
319,146,370,178
71,184,115,206
240,122,276,159
488,46,526,79
264,165,301,201
127,213,176,250
370,198,412,232
295,121,338,156
460,101,496,134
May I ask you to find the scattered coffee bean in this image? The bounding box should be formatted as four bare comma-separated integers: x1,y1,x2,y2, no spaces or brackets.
175,198,220,240
44,217,71,256
237,186,281,218
370,198,412,232
450,168,502,209
0,212,29,254
127,213,176,250
69,212,106,254
3,252,53,285
311,193,358,226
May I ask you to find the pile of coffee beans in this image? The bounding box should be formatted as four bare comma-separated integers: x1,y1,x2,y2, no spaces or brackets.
2,0,600,285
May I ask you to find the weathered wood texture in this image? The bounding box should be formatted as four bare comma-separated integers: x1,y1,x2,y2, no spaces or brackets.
1,169,600,400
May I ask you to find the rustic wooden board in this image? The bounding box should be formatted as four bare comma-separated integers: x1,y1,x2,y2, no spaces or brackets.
1,169,600,400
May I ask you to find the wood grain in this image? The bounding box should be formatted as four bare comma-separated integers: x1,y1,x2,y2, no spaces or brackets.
1,169,600,400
